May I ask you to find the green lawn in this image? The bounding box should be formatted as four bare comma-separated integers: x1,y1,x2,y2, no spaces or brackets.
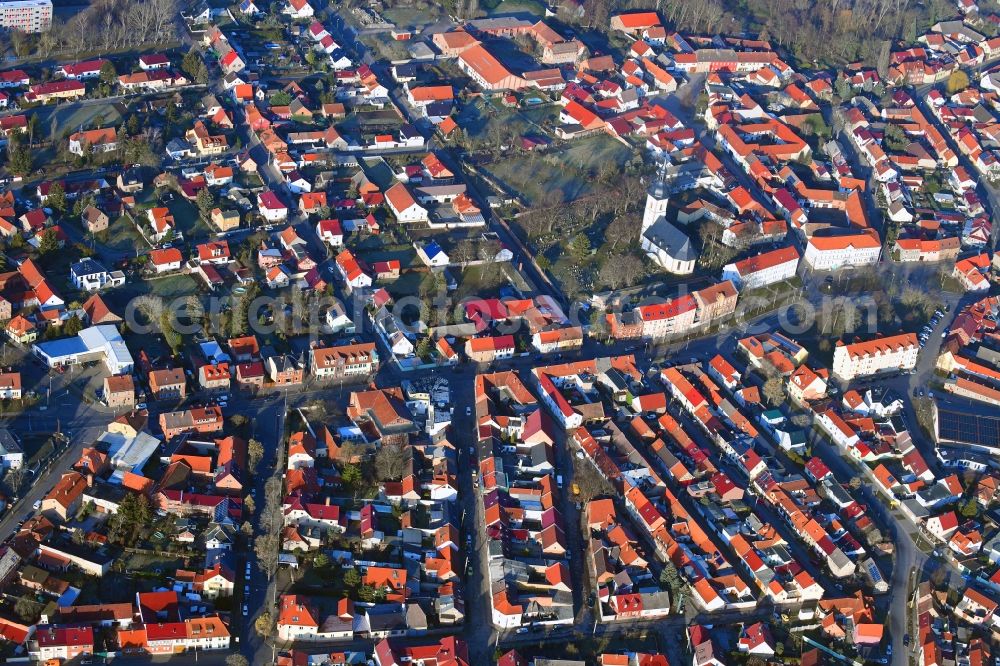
454,264,508,300
359,33,411,61
386,271,424,298
382,5,443,28
560,134,633,170
359,247,417,269
458,99,557,142
144,274,202,299
489,0,546,15
166,197,213,240
108,273,203,313
124,552,186,577
101,215,148,257
77,571,140,604
486,134,633,205
34,101,124,141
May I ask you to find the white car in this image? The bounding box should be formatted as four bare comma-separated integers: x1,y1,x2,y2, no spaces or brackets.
32,500,40,510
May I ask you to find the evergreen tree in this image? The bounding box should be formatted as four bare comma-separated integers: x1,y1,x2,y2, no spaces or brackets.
46,181,67,214
37,229,59,255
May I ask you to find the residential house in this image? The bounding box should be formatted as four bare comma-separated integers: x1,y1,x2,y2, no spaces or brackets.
81,206,109,234
310,343,378,381
69,128,118,155
267,354,306,385
148,368,186,400
41,471,89,522
466,335,516,363
149,248,183,273
103,374,135,410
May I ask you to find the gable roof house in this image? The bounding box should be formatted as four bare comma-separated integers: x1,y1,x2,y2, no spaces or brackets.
69,128,118,155
386,183,428,223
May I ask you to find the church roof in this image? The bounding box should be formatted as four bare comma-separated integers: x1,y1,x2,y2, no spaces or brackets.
643,218,696,261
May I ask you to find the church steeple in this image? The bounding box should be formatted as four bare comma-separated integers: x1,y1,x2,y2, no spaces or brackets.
648,158,669,199
642,158,670,232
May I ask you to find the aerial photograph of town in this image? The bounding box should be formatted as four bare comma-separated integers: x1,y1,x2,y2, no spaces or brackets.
3,0,1000,664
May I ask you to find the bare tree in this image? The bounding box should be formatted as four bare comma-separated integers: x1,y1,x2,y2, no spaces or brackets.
598,260,625,290
451,239,477,265
248,439,264,472
374,441,410,482
619,255,645,287
6,466,23,495
762,376,786,407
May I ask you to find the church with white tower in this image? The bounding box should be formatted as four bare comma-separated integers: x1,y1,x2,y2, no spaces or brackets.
639,160,697,274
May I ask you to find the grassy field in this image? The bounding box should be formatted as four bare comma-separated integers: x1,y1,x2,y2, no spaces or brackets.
561,135,633,170
360,247,418,268
382,5,443,28
488,0,546,15
124,552,187,577
359,32,411,61
77,571,141,605
101,215,148,257
143,273,202,300
386,271,424,299
34,100,124,141
165,197,213,240
487,134,633,205
107,273,202,319
458,99,558,142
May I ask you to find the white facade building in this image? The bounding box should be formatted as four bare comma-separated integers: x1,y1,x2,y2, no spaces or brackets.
722,246,800,289
0,0,52,33
803,232,881,270
832,333,919,382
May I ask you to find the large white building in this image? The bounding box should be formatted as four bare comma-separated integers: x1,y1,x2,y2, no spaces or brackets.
640,162,697,274
803,230,881,270
722,245,800,289
0,0,51,33
832,333,919,382
32,325,134,374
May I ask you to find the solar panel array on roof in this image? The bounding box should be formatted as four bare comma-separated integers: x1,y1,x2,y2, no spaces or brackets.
866,560,883,584
937,406,1000,449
